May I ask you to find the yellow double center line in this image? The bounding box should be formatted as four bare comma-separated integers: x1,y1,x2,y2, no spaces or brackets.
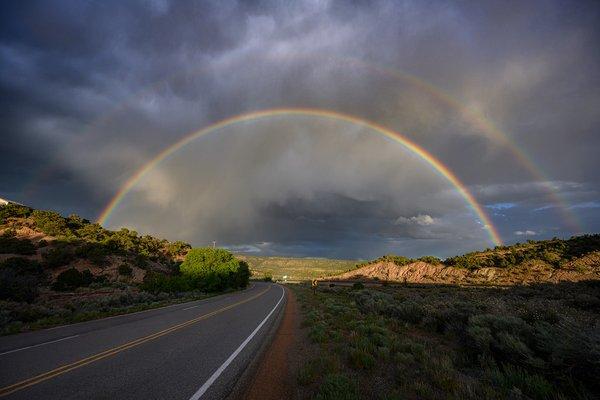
0,286,270,398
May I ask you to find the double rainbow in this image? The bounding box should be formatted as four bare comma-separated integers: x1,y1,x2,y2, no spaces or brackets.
96,108,503,246
24,55,580,234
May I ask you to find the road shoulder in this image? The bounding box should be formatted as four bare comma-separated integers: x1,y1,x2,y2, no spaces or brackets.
232,285,300,400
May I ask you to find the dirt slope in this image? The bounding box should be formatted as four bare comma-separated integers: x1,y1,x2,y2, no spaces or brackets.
331,254,600,285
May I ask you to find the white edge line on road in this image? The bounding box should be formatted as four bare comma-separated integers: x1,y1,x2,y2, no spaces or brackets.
188,285,286,400
0,335,80,356
182,305,200,311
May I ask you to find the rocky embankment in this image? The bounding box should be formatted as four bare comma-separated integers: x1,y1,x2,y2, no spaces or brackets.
332,253,600,285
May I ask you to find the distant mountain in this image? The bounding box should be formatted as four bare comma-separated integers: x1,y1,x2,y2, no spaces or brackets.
237,254,357,281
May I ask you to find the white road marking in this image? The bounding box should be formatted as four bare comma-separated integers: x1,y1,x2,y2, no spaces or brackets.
0,335,80,356
182,305,200,310
188,285,285,400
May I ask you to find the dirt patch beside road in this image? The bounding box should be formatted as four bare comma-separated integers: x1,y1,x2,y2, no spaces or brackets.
240,286,300,400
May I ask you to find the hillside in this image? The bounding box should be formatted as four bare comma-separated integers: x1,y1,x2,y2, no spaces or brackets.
237,255,356,281
0,202,248,334
330,235,600,285
0,202,191,285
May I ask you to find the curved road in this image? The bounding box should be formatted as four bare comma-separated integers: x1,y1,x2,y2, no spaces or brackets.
0,282,285,400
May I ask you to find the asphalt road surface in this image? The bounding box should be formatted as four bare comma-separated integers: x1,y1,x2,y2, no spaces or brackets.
0,282,285,400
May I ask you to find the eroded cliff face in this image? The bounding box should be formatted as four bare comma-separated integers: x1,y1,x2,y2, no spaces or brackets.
332,253,600,285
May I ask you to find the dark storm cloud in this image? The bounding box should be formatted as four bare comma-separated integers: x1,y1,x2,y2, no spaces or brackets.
1,0,599,258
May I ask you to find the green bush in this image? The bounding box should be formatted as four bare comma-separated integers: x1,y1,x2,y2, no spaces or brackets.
75,242,109,265
141,272,195,293
0,203,32,223
43,246,75,268
352,282,365,290
32,210,72,237
418,255,442,265
167,241,191,257
76,223,108,242
180,248,249,291
52,268,93,291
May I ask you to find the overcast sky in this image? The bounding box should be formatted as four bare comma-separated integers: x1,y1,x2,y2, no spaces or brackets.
1,0,599,259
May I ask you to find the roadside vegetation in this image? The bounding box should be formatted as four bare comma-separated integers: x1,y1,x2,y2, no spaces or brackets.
292,281,600,399
0,203,250,334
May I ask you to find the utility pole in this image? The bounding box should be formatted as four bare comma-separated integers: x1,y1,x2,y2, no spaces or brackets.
212,240,216,249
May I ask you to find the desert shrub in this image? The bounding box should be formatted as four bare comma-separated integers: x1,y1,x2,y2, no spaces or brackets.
141,272,195,293
235,260,251,287
0,258,44,302
380,254,413,266
180,248,249,291
0,233,35,255
352,282,365,290
76,223,108,242
315,374,359,400
309,322,328,343
0,203,32,223
118,264,133,276
348,348,375,370
75,242,109,265
297,356,339,385
487,363,553,400
103,228,138,253
43,245,75,268
418,255,442,265
262,274,273,282
134,254,149,268
353,289,394,314
52,268,93,291
167,240,191,257
32,210,72,237
0,270,39,302
65,214,88,230
0,257,44,277
443,234,600,270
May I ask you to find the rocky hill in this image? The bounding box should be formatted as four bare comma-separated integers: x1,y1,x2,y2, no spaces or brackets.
331,235,600,285
0,202,191,299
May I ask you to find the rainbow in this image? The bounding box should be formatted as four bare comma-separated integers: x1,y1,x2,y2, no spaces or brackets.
25,57,581,232
340,58,582,231
97,108,503,246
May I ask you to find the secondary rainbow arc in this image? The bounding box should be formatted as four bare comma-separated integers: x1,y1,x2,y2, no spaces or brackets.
97,108,503,246
24,54,580,232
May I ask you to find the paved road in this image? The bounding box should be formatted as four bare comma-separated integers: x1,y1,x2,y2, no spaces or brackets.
0,282,285,400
